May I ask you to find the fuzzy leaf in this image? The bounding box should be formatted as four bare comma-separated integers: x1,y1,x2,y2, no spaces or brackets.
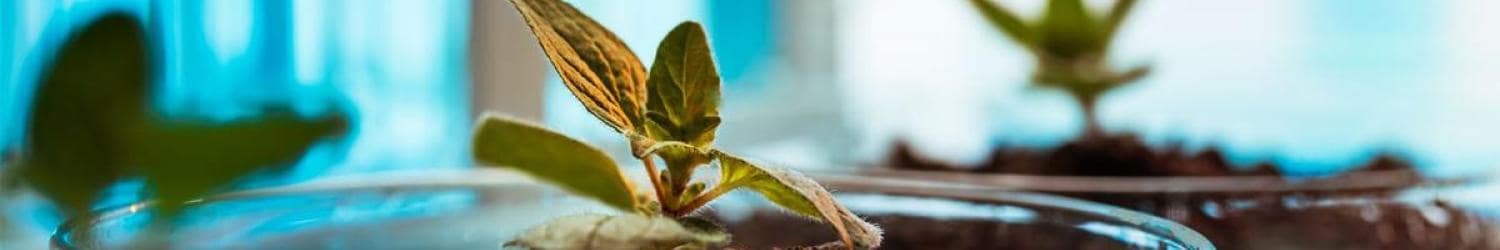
509,0,649,134
645,22,722,148
712,151,882,249
505,214,728,250
472,114,637,211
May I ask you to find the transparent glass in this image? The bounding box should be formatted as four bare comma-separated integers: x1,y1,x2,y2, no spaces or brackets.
859,169,1500,249
53,169,1214,249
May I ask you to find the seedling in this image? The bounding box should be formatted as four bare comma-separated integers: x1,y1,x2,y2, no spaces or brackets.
15,13,347,216
970,0,1149,137
473,0,881,248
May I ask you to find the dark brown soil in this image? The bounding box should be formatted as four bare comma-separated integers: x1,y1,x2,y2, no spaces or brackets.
886,135,1412,177
715,211,1137,250
880,134,1499,249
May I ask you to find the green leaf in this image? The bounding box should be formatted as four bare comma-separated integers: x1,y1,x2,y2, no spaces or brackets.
472,114,638,211
18,13,347,216
644,22,722,148
712,151,882,249
508,0,649,135
969,0,1033,47
505,213,729,250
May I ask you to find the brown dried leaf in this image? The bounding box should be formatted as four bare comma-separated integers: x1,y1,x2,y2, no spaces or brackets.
509,0,648,134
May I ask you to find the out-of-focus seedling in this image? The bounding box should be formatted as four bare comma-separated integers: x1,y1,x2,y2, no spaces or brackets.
15,13,347,217
473,0,881,249
970,0,1149,137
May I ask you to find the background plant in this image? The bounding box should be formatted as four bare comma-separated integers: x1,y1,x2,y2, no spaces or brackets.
472,0,880,248
970,0,1149,138
14,13,347,217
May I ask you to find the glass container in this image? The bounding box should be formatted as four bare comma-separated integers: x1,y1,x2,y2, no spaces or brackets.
54,169,1213,249
858,168,1499,249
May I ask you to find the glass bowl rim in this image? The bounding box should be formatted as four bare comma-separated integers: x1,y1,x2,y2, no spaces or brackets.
53,168,1217,249
855,168,1478,194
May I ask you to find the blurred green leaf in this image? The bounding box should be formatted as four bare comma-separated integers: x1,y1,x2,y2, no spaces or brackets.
132,112,346,214
508,0,649,135
472,114,638,212
1037,0,1104,60
644,22,722,149
968,0,1033,47
1104,0,1139,37
505,213,728,250
713,151,882,249
19,13,346,216
19,14,145,216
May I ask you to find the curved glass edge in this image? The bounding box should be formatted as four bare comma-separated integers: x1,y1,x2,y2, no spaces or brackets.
52,169,1216,250
810,173,1216,250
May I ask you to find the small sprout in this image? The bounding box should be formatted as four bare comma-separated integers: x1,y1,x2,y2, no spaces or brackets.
476,0,882,248
970,0,1149,137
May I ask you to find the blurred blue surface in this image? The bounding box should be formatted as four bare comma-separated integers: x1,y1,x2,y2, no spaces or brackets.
2,0,470,247
2,0,472,173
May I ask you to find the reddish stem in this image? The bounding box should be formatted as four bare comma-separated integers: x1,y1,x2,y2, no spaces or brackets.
641,158,671,212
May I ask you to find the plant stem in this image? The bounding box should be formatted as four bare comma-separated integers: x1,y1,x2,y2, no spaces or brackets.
665,159,694,198
641,158,672,211
1077,94,1103,139
670,184,735,216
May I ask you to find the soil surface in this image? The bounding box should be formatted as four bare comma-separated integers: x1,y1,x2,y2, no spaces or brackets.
716,211,1140,250
880,134,1499,249
886,134,1420,177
